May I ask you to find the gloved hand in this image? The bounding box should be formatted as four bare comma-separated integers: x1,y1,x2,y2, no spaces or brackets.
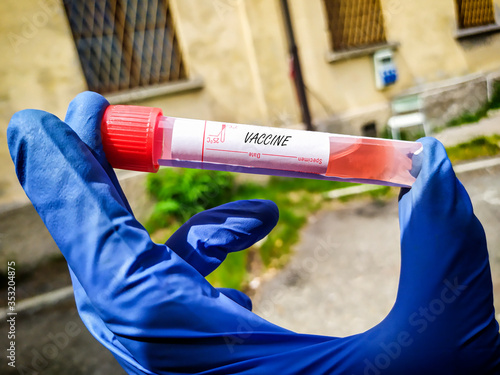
8,92,500,374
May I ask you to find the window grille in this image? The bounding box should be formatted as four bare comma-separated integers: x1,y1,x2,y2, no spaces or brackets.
63,0,187,94
455,0,496,29
323,0,387,52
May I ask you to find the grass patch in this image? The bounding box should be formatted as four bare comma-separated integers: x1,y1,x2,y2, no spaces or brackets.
206,176,359,287
146,168,234,236
445,134,500,164
208,250,248,290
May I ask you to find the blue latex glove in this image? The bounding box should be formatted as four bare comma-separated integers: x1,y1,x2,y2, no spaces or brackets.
8,92,500,374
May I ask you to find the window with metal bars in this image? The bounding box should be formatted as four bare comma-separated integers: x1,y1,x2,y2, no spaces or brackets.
322,0,387,52
455,0,496,29
63,0,187,95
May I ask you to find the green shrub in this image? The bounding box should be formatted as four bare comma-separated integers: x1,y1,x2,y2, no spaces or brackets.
146,168,234,233
490,81,500,110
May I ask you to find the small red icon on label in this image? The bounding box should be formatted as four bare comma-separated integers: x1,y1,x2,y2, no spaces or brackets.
207,124,226,144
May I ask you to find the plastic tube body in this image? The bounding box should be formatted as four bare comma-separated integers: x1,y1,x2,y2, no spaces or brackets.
156,117,422,187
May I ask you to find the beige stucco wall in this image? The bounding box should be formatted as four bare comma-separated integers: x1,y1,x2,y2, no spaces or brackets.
385,0,500,81
0,0,86,207
133,0,299,126
0,0,299,208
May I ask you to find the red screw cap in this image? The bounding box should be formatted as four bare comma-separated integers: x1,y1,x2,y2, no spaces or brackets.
101,105,163,173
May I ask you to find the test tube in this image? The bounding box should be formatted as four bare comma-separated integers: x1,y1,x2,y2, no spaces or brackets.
101,105,423,187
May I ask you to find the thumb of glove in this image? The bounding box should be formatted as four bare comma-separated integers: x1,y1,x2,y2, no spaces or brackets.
166,199,279,276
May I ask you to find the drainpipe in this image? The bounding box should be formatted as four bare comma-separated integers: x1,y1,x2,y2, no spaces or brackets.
280,0,315,131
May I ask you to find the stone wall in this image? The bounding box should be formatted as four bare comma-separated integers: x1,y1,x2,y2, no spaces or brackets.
421,75,489,129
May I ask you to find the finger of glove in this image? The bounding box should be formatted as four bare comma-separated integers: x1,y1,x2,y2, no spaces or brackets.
398,137,476,260
395,137,498,354
165,199,279,276
397,137,478,287
64,91,132,212
399,137,465,214
217,288,252,311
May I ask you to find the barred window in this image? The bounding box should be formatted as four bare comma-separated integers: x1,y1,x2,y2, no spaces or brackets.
455,0,496,29
63,0,187,94
323,0,387,52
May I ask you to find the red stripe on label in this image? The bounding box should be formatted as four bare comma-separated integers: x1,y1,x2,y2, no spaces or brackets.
206,148,248,154
201,120,207,162
262,153,297,159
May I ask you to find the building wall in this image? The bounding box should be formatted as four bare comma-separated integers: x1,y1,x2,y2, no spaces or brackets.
138,0,299,126
289,0,500,132
0,0,85,206
0,0,300,208
387,0,500,82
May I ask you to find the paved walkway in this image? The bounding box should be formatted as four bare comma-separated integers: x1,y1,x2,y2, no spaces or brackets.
433,111,500,146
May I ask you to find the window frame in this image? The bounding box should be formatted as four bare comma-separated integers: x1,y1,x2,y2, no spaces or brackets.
63,0,202,100
323,0,388,52
322,0,397,62
454,0,500,39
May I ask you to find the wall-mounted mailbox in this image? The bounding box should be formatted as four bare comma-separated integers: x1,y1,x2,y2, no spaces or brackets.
374,49,397,90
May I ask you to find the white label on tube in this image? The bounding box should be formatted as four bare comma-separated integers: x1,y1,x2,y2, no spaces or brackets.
170,119,330,174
